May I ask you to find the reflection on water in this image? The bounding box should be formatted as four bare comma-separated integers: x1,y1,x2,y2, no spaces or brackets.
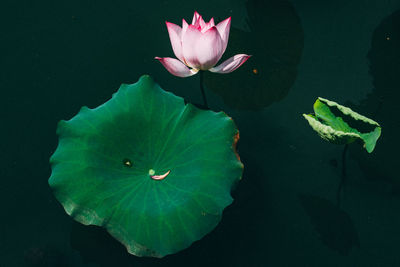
298,194,360,256
204,0,303,110
350,9,400,192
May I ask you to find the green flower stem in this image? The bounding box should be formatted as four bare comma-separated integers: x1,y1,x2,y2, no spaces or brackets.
337,144,348,207
199,71,208,109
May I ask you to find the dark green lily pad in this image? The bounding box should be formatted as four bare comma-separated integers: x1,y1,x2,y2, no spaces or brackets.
348,9,400,189
49,75,243,257
203,0,304,110
303,97,381,153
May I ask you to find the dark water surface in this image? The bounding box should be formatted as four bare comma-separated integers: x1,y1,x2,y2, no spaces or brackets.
2,0,400,266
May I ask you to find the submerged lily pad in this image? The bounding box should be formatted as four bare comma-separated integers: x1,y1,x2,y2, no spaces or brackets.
303,97,381,153
49,75,243,257
349,9,400,187
298,194,360,255
203,0,304,110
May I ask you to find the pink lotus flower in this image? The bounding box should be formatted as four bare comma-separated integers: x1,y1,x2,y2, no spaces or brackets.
156,11,251,77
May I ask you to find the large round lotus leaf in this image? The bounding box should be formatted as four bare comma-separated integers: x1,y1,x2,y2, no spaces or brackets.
303,97,381,153
203,0,304,110
49,75,243,258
